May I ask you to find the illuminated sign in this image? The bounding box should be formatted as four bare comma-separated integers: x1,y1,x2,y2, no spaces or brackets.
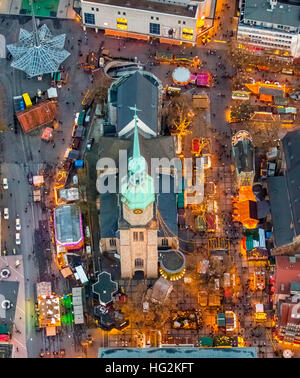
255,312,267,321
232,91,250,100
182,28,193,40
117,18,127,30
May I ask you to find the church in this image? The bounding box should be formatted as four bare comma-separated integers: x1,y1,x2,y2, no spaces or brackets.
97,70,179,279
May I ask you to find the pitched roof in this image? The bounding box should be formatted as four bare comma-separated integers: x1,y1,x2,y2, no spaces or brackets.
111,71,159,137
282,130,300,236
232,138,254,174
275,256,300,294
17,100,57,133
267,176,294,246
7,24,70,78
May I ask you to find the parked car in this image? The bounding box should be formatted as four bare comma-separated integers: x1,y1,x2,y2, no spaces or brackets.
86,138,94,151
16,216,21,231
3,208,9,220
27,173,33,185
2,178,8,190
16,233,21,245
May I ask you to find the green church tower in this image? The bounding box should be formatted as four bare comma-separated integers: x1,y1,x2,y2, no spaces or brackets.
121,106,155,212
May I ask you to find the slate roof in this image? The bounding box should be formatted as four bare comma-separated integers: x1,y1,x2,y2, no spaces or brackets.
259,87,284,97
92,272,118,305
110,71,159,137
99,193,119,238
98,134,178,239
282,130,300,236
267,176,294,247
242,0,300,28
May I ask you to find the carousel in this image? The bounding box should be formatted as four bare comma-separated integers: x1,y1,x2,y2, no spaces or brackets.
172,66,191,86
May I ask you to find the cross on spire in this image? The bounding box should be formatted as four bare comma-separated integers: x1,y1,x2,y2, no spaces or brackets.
129,105,141,159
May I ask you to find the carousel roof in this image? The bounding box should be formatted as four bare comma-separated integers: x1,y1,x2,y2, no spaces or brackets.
7,24,70,77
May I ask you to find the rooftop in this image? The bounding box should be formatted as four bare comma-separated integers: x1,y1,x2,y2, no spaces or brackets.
275,256,300,295
17,100,57,133
159,250,185,273
54,204,83,247
7,24,70,77
92,272,118,305
282,130,300,236
98,347,258,358
267,176,294,246
82,0,198,17
232,136,255,174
242,0,300,28
98,134,178,238
109,71,160,138
0,281,19,325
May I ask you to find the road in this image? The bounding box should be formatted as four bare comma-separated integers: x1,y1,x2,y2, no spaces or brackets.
0,16,91,357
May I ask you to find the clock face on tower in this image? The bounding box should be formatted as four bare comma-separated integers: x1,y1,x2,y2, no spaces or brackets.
133,209,143,214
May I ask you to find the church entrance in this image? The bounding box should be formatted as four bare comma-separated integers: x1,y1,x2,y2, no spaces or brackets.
133,270,144,280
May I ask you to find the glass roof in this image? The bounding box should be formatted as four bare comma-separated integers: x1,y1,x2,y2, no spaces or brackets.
7,24,70,77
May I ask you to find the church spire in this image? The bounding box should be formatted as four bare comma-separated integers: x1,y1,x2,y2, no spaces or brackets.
129,105,141,159
120,106,155,210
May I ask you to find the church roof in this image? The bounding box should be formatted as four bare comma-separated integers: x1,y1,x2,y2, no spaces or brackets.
110,71,159,137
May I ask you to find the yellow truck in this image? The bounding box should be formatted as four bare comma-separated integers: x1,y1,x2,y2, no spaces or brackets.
22,93,32,107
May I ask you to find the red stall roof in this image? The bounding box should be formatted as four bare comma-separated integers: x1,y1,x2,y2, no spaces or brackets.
17,100,57,133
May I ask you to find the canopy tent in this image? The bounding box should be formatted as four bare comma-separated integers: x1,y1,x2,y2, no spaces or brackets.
41,127,53,141
233,186,259,229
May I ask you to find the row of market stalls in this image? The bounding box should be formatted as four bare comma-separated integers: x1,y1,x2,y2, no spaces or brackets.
229,80,297,126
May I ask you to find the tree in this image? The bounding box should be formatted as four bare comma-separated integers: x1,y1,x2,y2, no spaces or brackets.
92,72,113,105
115,282,178,333
163,93,194,131
243,119,281,150
230,102,254,122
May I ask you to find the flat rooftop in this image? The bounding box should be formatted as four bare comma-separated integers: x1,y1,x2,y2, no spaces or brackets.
82,0,198,17
54,204,83,246
159,250,185,273
242,0,300,28
98,347,258,358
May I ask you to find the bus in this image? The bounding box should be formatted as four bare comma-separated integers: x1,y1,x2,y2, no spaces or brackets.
22,93,32,107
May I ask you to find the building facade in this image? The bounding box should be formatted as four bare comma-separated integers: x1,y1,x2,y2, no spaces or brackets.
78,0,213,45
237,0,300,58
